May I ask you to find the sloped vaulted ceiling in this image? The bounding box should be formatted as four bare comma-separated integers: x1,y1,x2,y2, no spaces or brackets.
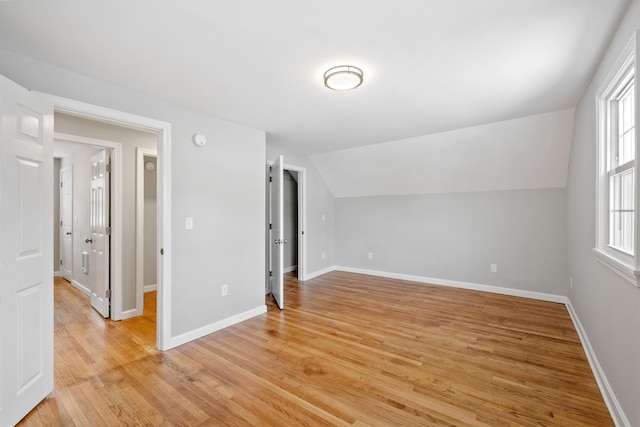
310,109,575,197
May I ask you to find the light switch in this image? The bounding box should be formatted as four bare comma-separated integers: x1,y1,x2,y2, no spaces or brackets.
185,217,193,230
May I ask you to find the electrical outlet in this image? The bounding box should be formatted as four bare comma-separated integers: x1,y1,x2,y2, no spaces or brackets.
221,284,228,296
368,252,373,260
491,264,497,273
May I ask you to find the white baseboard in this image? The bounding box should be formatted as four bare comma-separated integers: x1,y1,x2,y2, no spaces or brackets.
301,265,337,281
120,307,142,320
71,279,90,296
144,284,158,293
566,299,630,427
334,266,566,303
53,270,61,277
167,305,267,350
283,265,298,273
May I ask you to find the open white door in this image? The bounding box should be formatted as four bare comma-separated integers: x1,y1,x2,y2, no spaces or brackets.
88,150,111,318
271,155,284,309
60,165,73,281
0,76,54,426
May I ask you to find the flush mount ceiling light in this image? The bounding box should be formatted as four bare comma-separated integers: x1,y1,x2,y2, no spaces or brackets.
323,65,363,91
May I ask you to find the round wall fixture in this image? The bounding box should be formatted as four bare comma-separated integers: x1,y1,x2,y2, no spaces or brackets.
324,65,363,91
192,133,207,147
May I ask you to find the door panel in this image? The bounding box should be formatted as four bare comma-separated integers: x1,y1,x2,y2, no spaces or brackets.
17,159,42,257
0,75,54,427
89,150,110,318
271,155,284,309
60,166,72,281
17,285,43,391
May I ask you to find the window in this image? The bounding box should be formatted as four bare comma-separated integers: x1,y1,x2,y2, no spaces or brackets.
608,76,635,254
594,33,640,287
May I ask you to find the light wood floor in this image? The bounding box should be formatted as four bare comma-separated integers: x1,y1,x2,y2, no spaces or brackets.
19,272,613,426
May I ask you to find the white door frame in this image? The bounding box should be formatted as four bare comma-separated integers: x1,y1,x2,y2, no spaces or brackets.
136,147,158,315
38,93,172,351
266,160,307,283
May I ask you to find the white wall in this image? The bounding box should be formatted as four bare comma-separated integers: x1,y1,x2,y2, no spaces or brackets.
566,1,640,425
336,189,568,295
0,49,266,343
55,113,157,311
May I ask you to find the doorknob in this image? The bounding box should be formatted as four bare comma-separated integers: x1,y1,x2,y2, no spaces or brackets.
85,238,93,244
66,232,72,235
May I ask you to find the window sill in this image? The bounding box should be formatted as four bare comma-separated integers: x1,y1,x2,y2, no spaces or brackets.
593,248,640,287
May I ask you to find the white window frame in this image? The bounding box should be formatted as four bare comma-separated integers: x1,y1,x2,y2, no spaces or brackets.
594,32,640,287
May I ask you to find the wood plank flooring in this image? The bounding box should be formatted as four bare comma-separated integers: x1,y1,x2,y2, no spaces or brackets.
18,272,613,426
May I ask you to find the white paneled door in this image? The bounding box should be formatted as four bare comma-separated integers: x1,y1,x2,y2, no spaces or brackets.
271,155,284,309
0,76,54,426
59,165,72,281
89,150,111,318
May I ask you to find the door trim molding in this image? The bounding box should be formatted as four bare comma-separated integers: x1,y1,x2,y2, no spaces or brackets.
40,92,172,351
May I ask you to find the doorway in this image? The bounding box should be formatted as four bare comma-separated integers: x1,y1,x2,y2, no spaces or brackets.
136,148,158,315
43,93,172,350
54,138,116,318
266,159,307,304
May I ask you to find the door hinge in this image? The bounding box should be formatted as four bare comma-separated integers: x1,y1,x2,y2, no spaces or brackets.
105,163,112,173
60,220,63,226
269,176,272,182
60,259,63,265
60,182,63,187
106,226,111,235
269,271,273,277
106,289,112,299
160,248,164,255
269,223,272,230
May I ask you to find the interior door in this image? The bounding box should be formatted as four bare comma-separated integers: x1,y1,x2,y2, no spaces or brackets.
89,150,110,318
60,165,73,281
0,75,54,426
271,155,284,309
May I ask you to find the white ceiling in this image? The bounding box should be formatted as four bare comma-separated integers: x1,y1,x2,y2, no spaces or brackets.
0,0,630,155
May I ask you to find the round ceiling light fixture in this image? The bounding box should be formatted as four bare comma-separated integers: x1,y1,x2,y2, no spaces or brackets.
323,65,363,91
